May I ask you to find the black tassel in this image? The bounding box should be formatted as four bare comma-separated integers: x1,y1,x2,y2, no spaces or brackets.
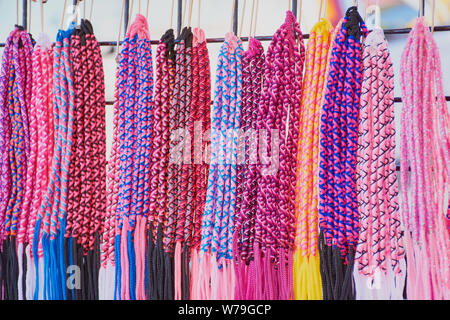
92,232,100,300
319,231,355,300
21,245,26,300
5,236,19,300
164,251,174,300
182,245,190,299
0,241,4,300
157,225,165,299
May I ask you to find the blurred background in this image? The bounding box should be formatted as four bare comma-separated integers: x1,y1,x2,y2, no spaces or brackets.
0,0,449,160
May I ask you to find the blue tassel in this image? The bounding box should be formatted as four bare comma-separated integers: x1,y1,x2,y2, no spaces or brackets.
49,239,59,299
114,234,121,300
32,219,41,300
42,234,49,300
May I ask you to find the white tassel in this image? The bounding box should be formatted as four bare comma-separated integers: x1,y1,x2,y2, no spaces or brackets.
98,265,106,300
99,262,116,300
25,244,35,300
391,258,406,300
354,258,407,300
38,257,44,300
17,242,24,300
106,263,116,300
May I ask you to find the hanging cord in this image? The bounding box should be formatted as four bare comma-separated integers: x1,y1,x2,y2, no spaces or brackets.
230,0,236,33
253,0,259,37
182,0,188,27
17,0,19,25
319,0,323,21
239,0,247,38
40,0,44,33
319,0,328,20
298,0,302,25
247,0,255,47
197,0,201,28
129,0,134,29
90,0,94,21
146,0,150,20
116,0,125,61
60,0,67,29
188,0,194,27
170,0,175,29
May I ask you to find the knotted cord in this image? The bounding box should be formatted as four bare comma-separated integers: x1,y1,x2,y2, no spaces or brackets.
293,17,333,301
112,14,152,300
250,11,305,300
353,28,406,300
399,17,449,300
0,26,33,301
318,6,368,300
233,37,264,300
196,32,243,300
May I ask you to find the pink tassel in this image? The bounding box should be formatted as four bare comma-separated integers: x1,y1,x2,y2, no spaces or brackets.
217,264,226,300
235,259,246,299
253,245,263,299
225,260,235,300
190,248,199,299
197,252,212,299
134,216,146,300
262,253,271,300
210,255,218,300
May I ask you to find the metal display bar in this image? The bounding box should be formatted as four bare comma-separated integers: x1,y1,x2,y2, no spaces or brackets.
3,25,449,47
